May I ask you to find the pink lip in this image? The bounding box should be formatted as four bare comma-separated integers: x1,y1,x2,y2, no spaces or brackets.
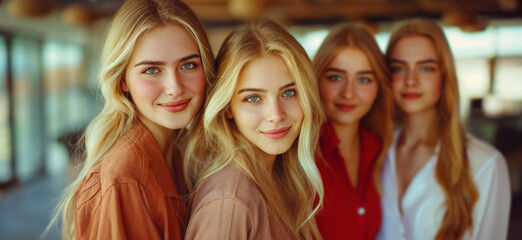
159,99,190,113
335,103,357,112
402,93,422,99
262,127,291,139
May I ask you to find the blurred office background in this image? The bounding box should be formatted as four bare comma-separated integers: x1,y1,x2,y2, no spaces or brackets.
0,0,521,239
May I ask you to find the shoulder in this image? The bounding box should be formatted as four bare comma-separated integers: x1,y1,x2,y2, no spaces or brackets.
98,134,147,185
466,134,507,176
81,126,157,195
191,165,267,215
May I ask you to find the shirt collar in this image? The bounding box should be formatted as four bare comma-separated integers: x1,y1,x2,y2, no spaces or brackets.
125,119,180,197
319,121,340,158
319,121,382,171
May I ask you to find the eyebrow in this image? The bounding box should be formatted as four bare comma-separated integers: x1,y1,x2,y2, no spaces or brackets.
389,59,439,65
324,68,374,75
134,54,201,67
237,82,296,94
324,67,346,74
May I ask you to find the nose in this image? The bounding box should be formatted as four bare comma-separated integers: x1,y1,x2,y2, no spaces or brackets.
164,71,184,97
265,98,286,123
340,80,354,99
405,69,419,87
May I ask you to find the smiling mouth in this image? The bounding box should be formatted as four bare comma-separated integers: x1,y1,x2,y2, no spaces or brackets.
335,104,356,112
402,93,422,99
262,127,291,139
159,99,191,113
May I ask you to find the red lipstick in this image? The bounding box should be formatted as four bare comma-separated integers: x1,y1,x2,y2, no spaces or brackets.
336,104,356,112
262,127,291,139
402,93,422,100
159,99,190,113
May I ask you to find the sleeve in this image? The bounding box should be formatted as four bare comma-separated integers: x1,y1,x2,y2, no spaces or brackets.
78,183,162,240
472,153,511,240
185,198,255,240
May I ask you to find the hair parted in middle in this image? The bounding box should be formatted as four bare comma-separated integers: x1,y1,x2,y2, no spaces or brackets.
385,18,479,240
186,18,325,239
312,23,394,193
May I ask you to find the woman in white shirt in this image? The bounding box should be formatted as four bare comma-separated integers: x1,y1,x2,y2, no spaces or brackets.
378,19,511,240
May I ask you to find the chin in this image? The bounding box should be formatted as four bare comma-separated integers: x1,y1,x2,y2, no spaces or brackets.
263,146,292,156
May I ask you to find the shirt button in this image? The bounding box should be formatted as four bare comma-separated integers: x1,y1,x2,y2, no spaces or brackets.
358,207,365,215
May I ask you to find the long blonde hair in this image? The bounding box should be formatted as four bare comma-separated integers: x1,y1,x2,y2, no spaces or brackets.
312,23,394,193
46,0,215,239
386,18,479,240
186,18,325,239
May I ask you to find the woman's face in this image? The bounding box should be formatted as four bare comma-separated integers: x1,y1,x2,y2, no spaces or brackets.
388,35,442,115
229,55,303,160
124,24,206,133
319,47,379,127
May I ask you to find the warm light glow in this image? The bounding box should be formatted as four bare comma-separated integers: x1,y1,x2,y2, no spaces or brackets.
8,0,55,18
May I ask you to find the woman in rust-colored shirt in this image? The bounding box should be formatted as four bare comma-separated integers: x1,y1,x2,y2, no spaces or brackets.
46,0,215,239
312,24,394,240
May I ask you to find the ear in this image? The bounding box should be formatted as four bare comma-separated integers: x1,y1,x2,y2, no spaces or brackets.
121,80,129,92
225,108,233,119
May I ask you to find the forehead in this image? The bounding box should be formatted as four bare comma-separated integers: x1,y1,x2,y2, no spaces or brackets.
328,47,371,70
130,24,199,61
390,35,439,62
237,55,293,89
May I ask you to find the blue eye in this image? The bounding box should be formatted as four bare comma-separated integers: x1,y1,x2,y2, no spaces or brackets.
327,75,343,82
420,66,435,72
282,89,297,97
181,62,197,70
357,77,371,83
244,95,261,103
143,67,160,74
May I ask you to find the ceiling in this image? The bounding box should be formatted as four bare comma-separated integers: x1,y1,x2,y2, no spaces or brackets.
7,0,522,26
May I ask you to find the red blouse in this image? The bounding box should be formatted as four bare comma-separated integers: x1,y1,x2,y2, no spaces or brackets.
315,122,382,240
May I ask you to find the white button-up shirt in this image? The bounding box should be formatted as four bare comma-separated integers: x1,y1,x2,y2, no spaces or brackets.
377,131,511,240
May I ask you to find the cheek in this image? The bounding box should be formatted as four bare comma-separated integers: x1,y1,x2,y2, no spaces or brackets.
391,78,403,98
230,103,258,132
184,72,206,97
359,85,379,106
129,80,163,103
286,100,304,123
431,75,443,99
319,81,339,104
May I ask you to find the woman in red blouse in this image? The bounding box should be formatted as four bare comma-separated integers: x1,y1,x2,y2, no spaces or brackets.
313,24,394,239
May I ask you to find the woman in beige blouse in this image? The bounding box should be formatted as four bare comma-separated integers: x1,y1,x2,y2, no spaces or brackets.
184,18,325,239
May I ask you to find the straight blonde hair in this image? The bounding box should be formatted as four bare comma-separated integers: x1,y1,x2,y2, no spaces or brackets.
45,0,215,239
312,23,394,194
386,18,479,240
186,18,325,239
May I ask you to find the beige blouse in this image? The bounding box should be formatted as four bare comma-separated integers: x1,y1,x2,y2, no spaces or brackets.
185,165,295,240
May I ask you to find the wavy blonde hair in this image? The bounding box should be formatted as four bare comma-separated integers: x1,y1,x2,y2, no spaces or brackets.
386,18,479,240
185,18,325,239
312,23,394,193
45,0,215,239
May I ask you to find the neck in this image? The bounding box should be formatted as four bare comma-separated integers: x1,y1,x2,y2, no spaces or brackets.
331,121,360,146
139,116,178,160
401,108,439,144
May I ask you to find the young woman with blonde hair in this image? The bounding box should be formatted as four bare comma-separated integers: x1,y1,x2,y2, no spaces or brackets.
312,23,394,239
46,0,215,239
185,18,325,239
378,18,510,240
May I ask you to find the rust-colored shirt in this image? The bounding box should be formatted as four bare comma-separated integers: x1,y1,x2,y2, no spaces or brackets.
74,119,187,240
185,165,295,240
